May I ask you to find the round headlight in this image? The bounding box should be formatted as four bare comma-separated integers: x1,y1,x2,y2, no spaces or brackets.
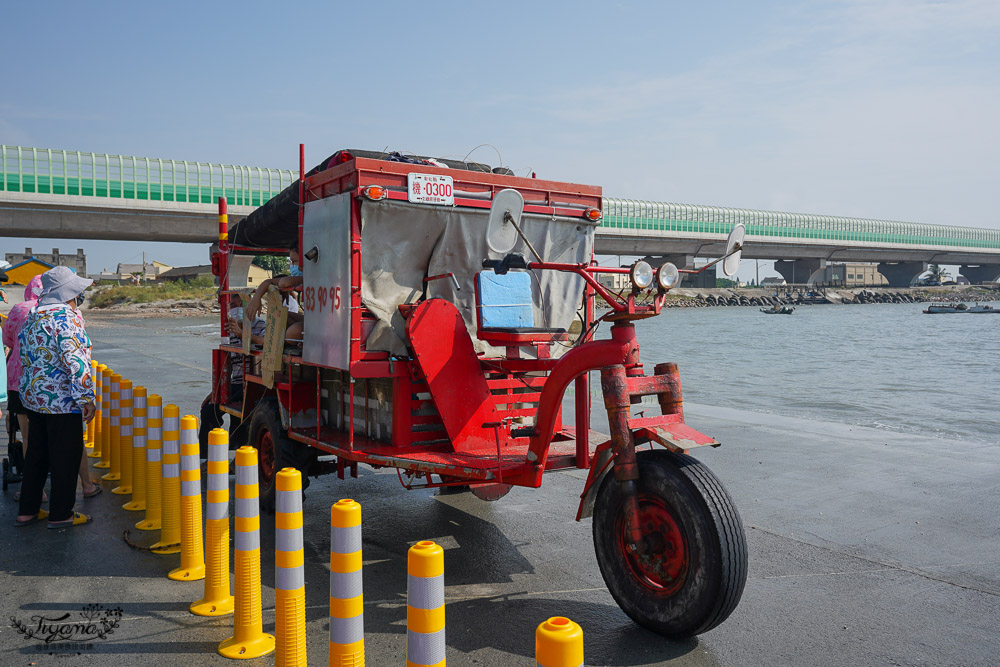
657,262,679,290
630,260,654,290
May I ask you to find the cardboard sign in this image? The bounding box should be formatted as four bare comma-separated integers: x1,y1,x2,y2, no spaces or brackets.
237,288,254,356
261,286,288,388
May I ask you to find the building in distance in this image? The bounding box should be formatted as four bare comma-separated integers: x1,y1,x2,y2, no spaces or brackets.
116,260,172,282
156,265,215,283
819,263,888,287
5,247,86,276
2,256,56,286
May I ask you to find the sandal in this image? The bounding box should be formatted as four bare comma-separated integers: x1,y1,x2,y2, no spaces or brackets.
83,486,103,498
14,509,49,527
47,512,92,529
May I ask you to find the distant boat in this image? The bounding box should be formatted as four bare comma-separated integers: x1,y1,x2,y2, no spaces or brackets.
965,303,999,313
924,302,968,313
761,304,795,314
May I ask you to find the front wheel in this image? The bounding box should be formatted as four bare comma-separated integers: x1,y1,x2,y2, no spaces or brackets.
593,449,747,638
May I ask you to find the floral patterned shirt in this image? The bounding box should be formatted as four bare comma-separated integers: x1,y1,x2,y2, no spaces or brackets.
19,303,94,414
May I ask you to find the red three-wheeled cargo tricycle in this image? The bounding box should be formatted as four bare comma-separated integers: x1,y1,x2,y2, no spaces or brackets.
209,148,748,638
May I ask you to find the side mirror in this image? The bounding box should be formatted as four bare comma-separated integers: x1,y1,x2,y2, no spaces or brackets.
722,224,745,277
485,189,524,255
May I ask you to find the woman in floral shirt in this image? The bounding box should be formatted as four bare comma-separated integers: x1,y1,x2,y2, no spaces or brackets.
15,267,96,529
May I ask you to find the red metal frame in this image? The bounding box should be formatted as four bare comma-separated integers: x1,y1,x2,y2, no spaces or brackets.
213,196,231,406
212,150,719,508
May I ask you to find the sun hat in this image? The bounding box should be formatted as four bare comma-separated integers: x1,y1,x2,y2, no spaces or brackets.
37,266,93,306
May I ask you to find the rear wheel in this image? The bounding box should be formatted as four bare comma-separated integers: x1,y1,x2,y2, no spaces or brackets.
470,482,513,501
436,474,470,495
249,400,313,512
593,449,747,638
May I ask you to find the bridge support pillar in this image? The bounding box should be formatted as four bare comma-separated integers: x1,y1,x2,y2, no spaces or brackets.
959,264,1000,285
877,261,927,287
774,259,826,285
226,255,255,288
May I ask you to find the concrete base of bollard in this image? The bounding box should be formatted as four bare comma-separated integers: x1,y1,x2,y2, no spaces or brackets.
218,632,275,659
168,563,206,582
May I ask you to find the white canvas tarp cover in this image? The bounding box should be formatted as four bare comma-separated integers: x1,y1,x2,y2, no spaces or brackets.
361,200,596,357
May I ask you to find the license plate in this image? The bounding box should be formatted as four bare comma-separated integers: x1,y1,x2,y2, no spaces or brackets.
408,173,454,205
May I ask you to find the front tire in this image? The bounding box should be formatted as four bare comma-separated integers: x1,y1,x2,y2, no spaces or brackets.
593,449,747,638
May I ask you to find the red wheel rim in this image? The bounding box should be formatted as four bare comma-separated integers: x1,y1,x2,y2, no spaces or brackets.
257,430,275,483
617,494,689,595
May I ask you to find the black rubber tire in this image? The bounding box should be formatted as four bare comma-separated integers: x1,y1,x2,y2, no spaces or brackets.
198,399,225,460
248,400,313,513
436,474,470,495
593,449,747,638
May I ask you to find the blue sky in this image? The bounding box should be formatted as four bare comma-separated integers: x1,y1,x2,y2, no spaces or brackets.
2,0,998,277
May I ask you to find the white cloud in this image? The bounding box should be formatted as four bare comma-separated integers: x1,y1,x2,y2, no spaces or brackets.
510,0,1000,229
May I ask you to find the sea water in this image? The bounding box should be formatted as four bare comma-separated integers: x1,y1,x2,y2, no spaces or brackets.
623,301,1000,445
99,303,1000,446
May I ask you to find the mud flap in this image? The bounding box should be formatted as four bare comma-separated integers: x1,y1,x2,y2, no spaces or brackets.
577,442,613,520
407,298,498,452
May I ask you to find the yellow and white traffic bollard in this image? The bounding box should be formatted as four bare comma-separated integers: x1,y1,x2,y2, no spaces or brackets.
535,617,583,667
112,379,133,495
219,446,275,659
151,404,182,555
191,427,234,616
329,499,365,667
89,363,107,460
136,394,163,531
407,541,445,667
94,366,112,467
275,467,307,666
123,386,147,511
101,373,121,481
86,359,98,449
169,415,205,581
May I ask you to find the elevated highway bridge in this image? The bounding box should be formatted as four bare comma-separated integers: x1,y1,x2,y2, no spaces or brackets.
2,145,999,286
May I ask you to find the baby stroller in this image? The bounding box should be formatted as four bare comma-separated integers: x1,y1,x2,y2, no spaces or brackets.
2,337,23,492
2,407,23,491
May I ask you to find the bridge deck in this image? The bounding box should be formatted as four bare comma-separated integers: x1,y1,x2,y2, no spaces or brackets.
2,145,999,259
